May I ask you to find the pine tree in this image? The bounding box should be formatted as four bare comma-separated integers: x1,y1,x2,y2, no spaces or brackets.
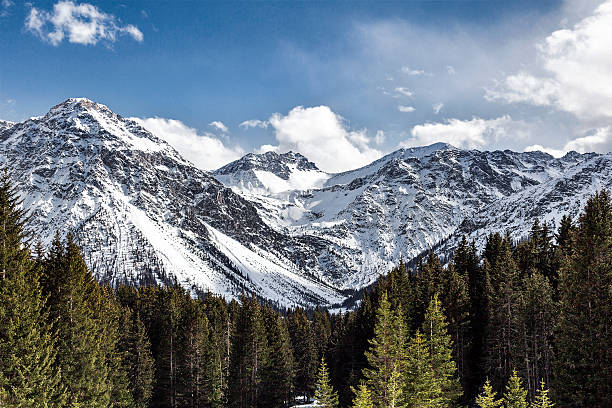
403,330,441,408
516,273,554,399
362,292,407,408
475,379,502,408
554,191,612,407
484,233,521,391
422,294,462,406
118,307,154,408
454,236,485,400
314,357,339,408
351,382,373,408
260,306,294,408
228,295,269,408
0,172,65,407
530,380,553,408
287,307,317,401
503,370,527,408
441,263,471,398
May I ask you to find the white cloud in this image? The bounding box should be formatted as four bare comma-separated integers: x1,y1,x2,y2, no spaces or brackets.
394,87,413,97
402,116,527,149
25,1,143,46
486,0,612,120
398,105,415,113
401,66,428,76
131,117,244,171
433,102,444,114
239,119,268,129
525,127,612,157
446,65,456,75
208,121,228,133
261,106,382,173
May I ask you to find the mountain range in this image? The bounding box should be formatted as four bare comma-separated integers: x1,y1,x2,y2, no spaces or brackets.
2,98,611,306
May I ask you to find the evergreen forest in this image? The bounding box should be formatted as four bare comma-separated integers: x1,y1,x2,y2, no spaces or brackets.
0,173,610,408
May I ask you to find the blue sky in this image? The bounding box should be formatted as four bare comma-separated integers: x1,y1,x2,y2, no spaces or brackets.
2,0,612,172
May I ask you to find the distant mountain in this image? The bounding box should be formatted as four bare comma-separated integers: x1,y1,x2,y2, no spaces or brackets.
2,98,611,306
216,142,611,289
0,98,344,307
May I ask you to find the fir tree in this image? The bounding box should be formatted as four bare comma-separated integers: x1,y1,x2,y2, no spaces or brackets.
362,292,407,408
503,370,528,408
422,294,462,406
351,382,373,408
228,295,269,408
530,380,553,408
403,331,441,408
0,172,65,407
118,307,154,408
314,357,339,408
475,379,502,408
554,191,612,407
41,234,112,406
287,307,317,401
260,306,294,408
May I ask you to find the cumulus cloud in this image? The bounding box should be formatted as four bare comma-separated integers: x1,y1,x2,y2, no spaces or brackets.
486,0,612,120
131,117,243,171
402,116,528,149
398,105,415,113
260,106,383,173
433,102,444,114
25,1,143,46
208,121,228,133
526,127,612,157
239,119,268,129
375,130,386,145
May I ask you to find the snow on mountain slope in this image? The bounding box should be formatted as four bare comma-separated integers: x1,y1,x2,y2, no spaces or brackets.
438,151,612,256
0,120,15,133
0,98,344,307
215,144,601,289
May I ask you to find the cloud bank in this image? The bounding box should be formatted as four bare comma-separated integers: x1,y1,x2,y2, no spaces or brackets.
487,0,612,120
257,106,382,173
25,1,143,46
131,117,243,171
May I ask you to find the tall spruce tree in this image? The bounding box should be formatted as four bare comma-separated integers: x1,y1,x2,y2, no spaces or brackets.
484,233,520,391
530,380,553,408
41,234,112,407
260,306,294,408
118,307,154,408
362,292,407,408
314,357,339,408
228,295,269,408
422,294,462,406
287,307,317,401
403,330,442,408
0,172,65,407
554,191,612,407
503,370,528,408
475,379,502,408
351,382,373,408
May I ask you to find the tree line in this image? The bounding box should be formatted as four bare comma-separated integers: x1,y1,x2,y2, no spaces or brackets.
0,172,610,407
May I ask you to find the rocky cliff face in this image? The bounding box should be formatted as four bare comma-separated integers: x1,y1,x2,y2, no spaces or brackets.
0,98,343,307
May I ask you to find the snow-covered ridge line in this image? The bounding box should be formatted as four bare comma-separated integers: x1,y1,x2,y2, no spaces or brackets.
2,97,611,306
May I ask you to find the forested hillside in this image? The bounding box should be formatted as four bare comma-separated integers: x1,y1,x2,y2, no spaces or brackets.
0,172,610,407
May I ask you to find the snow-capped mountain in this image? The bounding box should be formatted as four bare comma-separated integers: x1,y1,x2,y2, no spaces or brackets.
2,98,611,306
216,143,610,288
0,98,344,307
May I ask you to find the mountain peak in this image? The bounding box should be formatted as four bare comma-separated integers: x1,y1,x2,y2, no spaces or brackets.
215,150,320,178
400,142,458,158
